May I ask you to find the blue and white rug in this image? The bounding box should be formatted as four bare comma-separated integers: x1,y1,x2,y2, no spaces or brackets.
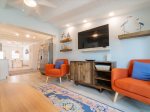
38,83,123,112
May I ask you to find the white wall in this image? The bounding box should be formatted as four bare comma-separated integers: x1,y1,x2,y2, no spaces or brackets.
0,8,60,62
57,7,150,68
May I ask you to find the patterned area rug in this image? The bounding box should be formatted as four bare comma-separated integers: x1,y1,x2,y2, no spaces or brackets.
38,84,123,112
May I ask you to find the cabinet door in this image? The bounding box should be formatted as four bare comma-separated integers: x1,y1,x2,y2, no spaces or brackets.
77,62,82,82
70,62,79,81
80,62,93,84
70,62,76,80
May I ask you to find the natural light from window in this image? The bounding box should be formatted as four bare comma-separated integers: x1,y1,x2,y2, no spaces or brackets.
12,51,20,59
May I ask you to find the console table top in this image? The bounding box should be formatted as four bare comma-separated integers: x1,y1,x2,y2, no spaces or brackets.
70,61,115,63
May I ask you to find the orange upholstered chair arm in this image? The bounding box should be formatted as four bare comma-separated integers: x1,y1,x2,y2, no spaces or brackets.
60,64,69,76
111,68,129,85
45,64,55,74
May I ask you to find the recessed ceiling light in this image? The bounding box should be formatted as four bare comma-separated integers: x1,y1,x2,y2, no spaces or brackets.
15,33,19,36
66,24,70,27
92,33,99,38
7,41,11,44
83,20,87,23
24,0,37,7
33,36,36,39
109,12,114,17
26,34,30,38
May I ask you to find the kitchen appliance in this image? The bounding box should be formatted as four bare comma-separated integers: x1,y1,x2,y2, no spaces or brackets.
39,40,53,74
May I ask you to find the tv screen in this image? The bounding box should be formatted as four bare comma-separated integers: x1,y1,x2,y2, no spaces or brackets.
78,24,109,49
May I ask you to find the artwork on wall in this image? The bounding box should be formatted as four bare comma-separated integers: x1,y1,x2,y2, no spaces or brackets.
121,16,144,34
25,49,29,54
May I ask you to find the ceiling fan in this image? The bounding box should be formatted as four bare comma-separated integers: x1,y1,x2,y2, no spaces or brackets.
23,0,56,8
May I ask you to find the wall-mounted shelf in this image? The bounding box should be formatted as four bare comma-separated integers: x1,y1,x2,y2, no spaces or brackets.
60,38,72,43
118,30,150,39
60,49,72,52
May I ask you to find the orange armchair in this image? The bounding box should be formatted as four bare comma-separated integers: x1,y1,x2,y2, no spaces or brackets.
45,59,69,83
112,59,150,104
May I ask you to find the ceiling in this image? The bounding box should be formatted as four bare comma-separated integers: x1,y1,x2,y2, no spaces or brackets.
0,0,150,28
0,24,52,44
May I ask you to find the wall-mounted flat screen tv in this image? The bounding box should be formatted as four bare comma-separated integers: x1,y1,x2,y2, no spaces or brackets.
78,24,109,49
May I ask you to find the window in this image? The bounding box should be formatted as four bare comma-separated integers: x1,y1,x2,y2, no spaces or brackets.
12,51,20,59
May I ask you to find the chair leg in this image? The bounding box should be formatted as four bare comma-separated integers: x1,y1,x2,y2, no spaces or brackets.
66,74,69,80
113,92,119,102
46,76,49,83
59,77,62,83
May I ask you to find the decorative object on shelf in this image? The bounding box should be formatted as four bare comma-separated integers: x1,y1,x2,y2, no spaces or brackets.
136,18,144,31
64,45,67,49
60,32,72,43
67,32,71,38
121,16,132,34
85,59,95,61
60,32,72,52
121,16,144,34
95,65,110,71
105,54,111,61
61,32,65,39
61,44,64,50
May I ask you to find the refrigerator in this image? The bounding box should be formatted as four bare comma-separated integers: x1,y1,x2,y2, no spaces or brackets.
39,42,53,74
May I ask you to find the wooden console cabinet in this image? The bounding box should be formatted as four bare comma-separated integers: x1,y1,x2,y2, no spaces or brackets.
70,61,116,91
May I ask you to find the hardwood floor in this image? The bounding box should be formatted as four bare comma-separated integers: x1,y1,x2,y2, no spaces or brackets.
0,71,58,112
0,83,58,112
0,71,49,87
0,71,149,112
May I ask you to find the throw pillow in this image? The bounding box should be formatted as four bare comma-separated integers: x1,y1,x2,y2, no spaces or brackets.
55,61,64,69
132,61,150,81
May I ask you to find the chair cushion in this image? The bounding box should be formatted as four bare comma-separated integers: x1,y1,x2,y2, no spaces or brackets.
48,69,61,77
132,61,150,81
55,61,64,69
115,78,150,98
